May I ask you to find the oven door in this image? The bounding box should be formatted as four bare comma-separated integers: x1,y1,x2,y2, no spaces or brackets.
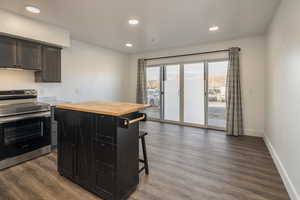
0,112,51,160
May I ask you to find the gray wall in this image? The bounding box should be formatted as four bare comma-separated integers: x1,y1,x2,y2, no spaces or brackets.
265,0,300,199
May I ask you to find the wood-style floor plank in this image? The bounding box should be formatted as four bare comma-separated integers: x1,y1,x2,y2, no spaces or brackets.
0,121,290,200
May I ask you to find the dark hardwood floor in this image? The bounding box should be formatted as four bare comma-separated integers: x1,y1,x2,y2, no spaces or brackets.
0,121,290,200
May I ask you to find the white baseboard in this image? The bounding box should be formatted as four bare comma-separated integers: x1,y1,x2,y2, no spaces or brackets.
244,129,263,137
264,136,300,200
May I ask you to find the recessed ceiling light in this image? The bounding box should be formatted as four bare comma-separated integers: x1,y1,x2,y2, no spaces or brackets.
128,19,139,25
25,6,41,14
209,26,219,32
125,43,133,47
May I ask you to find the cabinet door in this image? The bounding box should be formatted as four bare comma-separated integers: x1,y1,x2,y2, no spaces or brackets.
40,46,61,82
92,116,116,199
93,161,114,199
94,140,116,166
17,40,42,70
95,116,116,144
0,36,17,68
56,110,75,179
76,112,93,186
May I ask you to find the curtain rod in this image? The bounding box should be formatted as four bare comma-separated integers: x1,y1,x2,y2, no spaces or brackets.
144,47,241,61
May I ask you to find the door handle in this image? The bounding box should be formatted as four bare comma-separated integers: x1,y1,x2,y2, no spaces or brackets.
0,112,50,124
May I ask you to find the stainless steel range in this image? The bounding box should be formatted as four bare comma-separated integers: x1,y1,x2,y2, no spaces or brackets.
0,90,51,170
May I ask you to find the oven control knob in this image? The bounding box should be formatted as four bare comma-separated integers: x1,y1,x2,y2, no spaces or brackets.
25,90,31,95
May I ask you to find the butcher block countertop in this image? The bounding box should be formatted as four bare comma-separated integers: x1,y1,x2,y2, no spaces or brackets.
56,101,151,116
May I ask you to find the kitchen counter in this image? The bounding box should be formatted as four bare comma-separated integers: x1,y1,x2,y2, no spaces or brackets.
54,101,149,200
56,101,150,116
38,97,71,106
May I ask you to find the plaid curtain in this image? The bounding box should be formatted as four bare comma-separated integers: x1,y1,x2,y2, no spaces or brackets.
136,59,147,104
226,47,244,136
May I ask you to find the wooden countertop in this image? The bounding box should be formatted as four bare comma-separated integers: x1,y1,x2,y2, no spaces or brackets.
56,101,151,116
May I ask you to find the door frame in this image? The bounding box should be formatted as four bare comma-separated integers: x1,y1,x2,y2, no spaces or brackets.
146,58,228,131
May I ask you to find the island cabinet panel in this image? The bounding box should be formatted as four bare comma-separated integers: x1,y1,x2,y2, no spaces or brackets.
75,112,93,187
56,109,76,179
95,115,116,144
54,108,140,200
94,140,116,166
116,118,139,199
93,161,115,199
55,109,93,185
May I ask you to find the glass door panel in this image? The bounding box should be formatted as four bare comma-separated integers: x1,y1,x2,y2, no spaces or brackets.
207,61,228,128
183,63,205,125
145,66,161,119
164,64,180,121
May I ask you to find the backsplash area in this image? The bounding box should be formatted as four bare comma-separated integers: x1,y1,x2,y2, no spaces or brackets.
0,69,61,98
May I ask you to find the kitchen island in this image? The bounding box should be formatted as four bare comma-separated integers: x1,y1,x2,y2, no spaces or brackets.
54,101,150,200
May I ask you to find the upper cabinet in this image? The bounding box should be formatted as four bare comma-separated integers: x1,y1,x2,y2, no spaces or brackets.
0,35,61,83
17,40,42,70
0,36,17,68
35,46,61,82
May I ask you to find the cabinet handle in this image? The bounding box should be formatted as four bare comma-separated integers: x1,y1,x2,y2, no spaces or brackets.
119,113,147,128
124,115,145,126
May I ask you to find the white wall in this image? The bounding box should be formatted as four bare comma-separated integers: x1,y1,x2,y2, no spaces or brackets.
126,36,266,137
0,9,70,47
0,39,129,102
265,0,300,199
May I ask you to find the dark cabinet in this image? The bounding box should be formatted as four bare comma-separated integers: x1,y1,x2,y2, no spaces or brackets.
56,110,75,179
76,113,93,186
96,116,116,143
0,36,17,68
35,46,61,82
17,40,42,70
0,35,61,82
54,108,140,200
94,162,114,198
56,110,92,183
94,140,116,166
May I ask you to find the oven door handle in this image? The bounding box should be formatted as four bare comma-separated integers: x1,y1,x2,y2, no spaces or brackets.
0,112,51,124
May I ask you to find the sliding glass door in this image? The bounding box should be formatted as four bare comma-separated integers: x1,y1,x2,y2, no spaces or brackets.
145,66,162,119
207,61,228,128
164,64,180,121
183,62,205,125
145,59,228,130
